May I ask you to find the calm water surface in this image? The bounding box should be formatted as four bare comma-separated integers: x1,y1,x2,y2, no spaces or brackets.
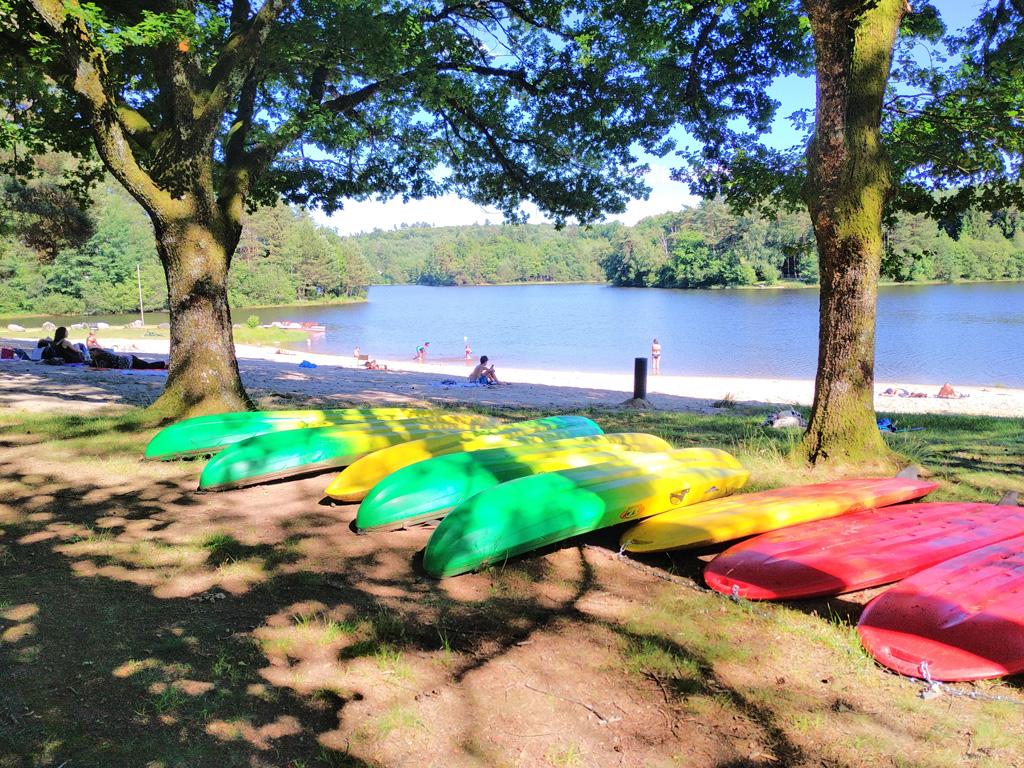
13,283,1024,386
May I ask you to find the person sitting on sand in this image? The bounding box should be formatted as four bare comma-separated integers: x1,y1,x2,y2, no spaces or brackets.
86,330,101,349
468,355,499,384
42,327,85,364
89,347,166,370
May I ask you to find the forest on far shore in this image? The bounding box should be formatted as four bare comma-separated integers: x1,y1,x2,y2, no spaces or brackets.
357,200,1024,288
3,153,1024,317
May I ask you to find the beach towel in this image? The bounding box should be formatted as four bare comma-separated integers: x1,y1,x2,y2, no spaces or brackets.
877,417,924,433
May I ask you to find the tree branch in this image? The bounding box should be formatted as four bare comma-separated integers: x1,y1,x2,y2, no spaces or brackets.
201,0,292,133
218,70,261,228
26,0,188,217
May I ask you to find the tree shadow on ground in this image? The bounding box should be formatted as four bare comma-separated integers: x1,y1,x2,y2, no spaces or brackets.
2,426,1023,767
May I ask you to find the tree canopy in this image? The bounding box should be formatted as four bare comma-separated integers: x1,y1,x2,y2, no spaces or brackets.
0,0,679,414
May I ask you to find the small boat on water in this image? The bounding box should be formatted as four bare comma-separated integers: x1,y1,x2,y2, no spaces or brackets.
268,320,326,332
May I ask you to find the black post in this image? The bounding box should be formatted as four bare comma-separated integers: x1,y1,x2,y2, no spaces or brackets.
633,357,648,400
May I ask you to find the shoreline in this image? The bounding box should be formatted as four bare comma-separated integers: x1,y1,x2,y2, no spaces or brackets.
2,334,1022,418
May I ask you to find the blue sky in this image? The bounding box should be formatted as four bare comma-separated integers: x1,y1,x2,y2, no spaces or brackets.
317,0,984,235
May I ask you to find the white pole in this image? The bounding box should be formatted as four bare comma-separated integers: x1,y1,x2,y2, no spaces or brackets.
137,263,145,326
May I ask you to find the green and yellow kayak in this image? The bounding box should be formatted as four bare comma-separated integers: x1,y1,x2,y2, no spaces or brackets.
423,450,749,577
144,407,436,460
198,413,502,491
356,434,705,532
325,415,602,502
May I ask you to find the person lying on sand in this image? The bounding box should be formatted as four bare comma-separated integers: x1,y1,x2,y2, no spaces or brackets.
89,347,166,370
881,387,927,398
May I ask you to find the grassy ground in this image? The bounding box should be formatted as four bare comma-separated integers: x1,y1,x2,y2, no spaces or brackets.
2,324,309,346
1,405,1023,767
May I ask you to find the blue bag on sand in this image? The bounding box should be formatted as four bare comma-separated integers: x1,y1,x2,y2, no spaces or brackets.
299,360,317,368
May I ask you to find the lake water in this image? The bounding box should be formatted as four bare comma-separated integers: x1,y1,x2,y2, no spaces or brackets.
11,282,1024,386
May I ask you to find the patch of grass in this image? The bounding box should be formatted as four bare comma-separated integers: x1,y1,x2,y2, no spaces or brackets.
372,705,421,739
211,649,249,685
140,684,190,719
369,604,407,645
545,743,584,767
293,612,359,643
621,637,704,696
436,625,455,667
373,643,410,678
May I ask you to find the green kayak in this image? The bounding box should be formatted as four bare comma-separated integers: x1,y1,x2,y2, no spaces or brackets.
422,450,749,578
325,415,603,501
198,413,502,491
144,407,435,460
357,432,684,531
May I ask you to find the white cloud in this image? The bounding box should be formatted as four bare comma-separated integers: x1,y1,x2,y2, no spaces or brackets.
314,163,698,235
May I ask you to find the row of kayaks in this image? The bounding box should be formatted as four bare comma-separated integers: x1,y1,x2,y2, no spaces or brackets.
145,409,752,576
145,407,1023,682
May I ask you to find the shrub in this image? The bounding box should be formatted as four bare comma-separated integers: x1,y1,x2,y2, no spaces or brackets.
246,315,260,328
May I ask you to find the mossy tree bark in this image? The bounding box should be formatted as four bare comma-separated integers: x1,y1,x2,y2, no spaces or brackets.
800,0,907,463
151,211,251,416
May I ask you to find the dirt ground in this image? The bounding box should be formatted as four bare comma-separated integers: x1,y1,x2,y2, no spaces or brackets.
2,414,1024,768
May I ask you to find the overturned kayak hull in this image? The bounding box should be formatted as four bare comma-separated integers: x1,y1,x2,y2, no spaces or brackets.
144,407,435,460
198,414,502,491
858,535,1024,681
705,501,1024,600
423,451,748,578
620,477,939,553
326,415,603,502
357,438,723,532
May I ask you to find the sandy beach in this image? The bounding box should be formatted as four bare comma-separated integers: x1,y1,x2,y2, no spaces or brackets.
2,334,1022,417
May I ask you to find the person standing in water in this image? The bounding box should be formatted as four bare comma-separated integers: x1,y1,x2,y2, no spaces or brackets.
651,338,661,374
464,339,472,364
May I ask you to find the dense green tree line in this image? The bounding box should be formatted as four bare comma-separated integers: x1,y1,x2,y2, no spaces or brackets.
353,223,618,285
0,165,370,316
352,198,1024,289
603,200,1024,288
6,179,1020,319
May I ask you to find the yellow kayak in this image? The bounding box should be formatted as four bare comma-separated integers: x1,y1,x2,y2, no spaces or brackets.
325,414,601,501
355,437,727,531
424,451,750,577
620,477,942,553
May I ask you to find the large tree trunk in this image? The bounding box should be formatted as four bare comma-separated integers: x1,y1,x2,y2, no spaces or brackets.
800,0,907,463
148,214,253,417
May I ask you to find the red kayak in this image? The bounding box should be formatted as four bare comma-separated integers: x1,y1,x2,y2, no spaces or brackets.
858,534,1024,681
705,501,1024,600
